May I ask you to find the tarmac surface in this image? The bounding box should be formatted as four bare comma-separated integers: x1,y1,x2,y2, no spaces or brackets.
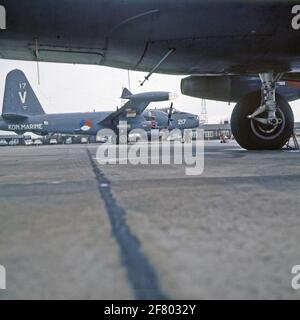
0,141,300,299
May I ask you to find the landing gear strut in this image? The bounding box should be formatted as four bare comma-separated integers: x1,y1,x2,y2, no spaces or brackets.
231,72,294,150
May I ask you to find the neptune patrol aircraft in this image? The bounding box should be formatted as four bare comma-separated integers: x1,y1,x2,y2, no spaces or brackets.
0,69,199,139
0,70,179,139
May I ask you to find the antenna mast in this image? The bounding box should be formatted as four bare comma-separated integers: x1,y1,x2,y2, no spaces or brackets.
200,99,208,124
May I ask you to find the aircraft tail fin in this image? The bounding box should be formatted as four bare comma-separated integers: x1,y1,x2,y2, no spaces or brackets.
2,69,45,119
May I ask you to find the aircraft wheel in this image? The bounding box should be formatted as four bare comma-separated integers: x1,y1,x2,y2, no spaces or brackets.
231,91,294,150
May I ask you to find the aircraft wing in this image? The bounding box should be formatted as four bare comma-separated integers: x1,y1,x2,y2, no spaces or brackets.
98,100,150,125
98,88,176,125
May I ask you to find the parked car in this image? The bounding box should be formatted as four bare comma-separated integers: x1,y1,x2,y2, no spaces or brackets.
9,139,18,146
81,137,88,144
0,139,8,146
24,139,33,146
65,137,73,144
34,139,43,146
49,138,58,145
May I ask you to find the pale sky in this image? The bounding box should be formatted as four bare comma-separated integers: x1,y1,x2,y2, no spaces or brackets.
1,59,300,134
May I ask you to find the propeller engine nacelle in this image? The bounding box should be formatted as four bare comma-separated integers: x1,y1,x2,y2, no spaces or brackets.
122,89,178,103
181,75,262,103
181,75,300,103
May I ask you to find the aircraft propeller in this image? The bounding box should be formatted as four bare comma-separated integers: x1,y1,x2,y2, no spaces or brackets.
168,102,174,127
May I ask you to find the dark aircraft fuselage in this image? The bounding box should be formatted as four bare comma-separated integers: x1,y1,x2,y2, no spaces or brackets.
0,112,111,136
0,0,300,75
0,110,199,136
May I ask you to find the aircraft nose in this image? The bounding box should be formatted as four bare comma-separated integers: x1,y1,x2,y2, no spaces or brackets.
189,115,200,128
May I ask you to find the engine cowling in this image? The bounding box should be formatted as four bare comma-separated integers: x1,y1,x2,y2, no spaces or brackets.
181,75,300,102
181,75,261,102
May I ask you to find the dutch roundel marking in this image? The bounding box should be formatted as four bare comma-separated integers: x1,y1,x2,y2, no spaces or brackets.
80,120,93,131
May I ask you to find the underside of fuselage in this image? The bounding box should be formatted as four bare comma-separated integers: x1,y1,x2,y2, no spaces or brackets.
1,0,300,150
0,0,300,75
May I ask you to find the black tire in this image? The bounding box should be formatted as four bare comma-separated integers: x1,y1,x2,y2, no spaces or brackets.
231,91,294,150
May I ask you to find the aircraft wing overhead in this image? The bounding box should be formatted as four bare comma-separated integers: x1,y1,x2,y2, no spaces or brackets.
283,73,300,82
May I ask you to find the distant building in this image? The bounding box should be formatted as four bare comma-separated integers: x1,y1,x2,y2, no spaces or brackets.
295,123,300,136
202,123,232,140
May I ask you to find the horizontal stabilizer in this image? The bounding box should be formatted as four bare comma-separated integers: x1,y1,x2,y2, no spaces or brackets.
121,88,132,99
2,113,28,121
